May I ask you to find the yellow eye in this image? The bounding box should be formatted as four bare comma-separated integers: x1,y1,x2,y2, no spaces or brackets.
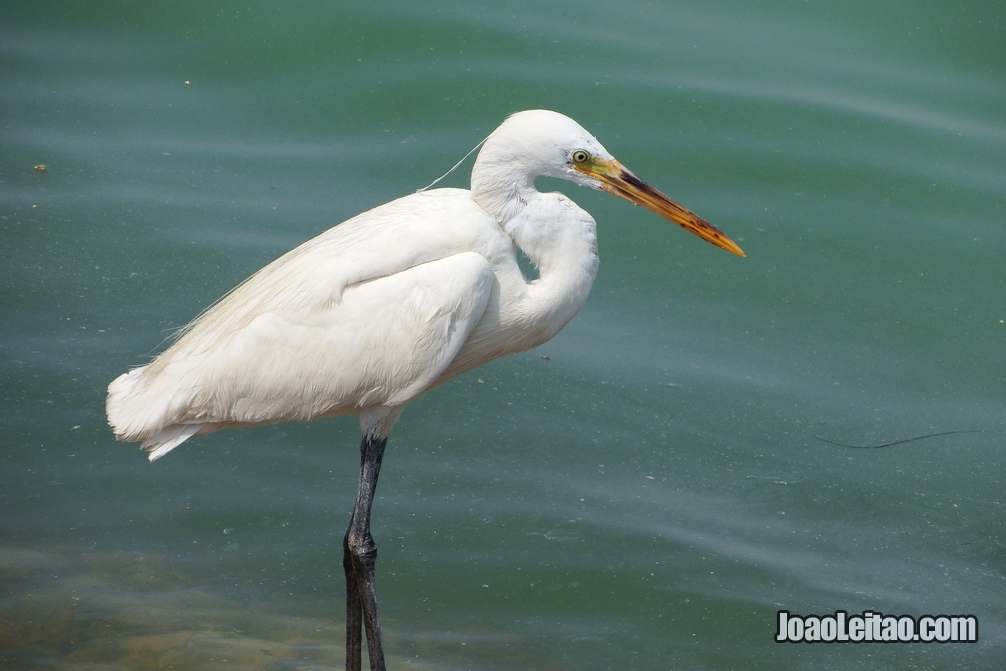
571,150,590,164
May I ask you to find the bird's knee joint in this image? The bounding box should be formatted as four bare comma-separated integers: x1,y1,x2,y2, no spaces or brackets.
344,530,378,564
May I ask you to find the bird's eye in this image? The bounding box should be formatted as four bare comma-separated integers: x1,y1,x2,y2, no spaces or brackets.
571,150,590,164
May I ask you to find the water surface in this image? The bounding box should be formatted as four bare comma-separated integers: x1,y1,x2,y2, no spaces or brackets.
2,1,1004,669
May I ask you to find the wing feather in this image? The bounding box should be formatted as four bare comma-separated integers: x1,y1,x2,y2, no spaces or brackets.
106,188,504,459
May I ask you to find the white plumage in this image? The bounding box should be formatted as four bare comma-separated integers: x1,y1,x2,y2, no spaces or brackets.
105,109,743,670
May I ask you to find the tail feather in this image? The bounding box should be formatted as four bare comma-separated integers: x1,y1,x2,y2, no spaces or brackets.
107,364,205,459
144,424,203,461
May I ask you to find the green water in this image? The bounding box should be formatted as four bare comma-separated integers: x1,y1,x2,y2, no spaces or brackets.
2,1,1004,669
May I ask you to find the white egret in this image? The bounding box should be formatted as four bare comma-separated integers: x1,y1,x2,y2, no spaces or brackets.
106,109,744,671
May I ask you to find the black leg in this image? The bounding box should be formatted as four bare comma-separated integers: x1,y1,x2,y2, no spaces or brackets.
344,433,388,671
343,533,363,671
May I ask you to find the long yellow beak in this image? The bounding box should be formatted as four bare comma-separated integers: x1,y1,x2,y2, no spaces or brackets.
576,157,745,257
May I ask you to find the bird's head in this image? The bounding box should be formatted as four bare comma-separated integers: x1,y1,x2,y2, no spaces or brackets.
474,109,744,257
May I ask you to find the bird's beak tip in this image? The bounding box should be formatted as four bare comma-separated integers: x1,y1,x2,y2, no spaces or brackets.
723,240,747,257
